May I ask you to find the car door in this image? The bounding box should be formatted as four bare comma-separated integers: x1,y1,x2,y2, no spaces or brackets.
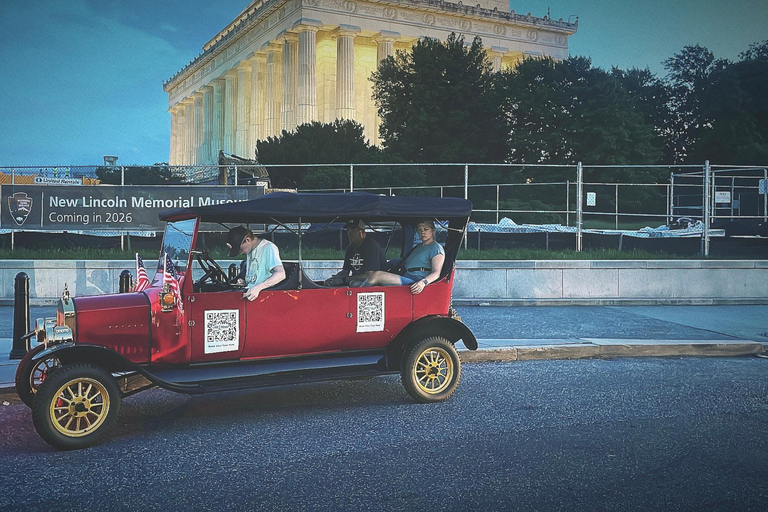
241,287,354,358
189,290,247,362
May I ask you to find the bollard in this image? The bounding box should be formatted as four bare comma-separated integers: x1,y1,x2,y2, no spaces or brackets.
10,272,30,359
119,270,133,293
228,264,239,282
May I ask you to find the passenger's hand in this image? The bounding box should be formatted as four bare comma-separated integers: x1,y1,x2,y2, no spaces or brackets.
410,280,427,295
243,286,261,301
325,276,343,286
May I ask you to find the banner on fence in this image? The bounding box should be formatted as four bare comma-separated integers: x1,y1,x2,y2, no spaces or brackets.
0,184,264,232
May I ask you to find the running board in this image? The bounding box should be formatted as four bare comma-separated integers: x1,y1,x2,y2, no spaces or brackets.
143,351,393,394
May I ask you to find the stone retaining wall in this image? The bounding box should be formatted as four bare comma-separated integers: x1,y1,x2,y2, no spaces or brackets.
1,260,766,304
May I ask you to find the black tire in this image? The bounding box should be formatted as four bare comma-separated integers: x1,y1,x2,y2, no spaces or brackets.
14,345,62,408
400,336,461,403
32,363,121,450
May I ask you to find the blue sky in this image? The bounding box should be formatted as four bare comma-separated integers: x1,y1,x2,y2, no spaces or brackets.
0,0,766,166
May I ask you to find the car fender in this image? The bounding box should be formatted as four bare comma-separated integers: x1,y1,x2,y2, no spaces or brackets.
386,315,477,370
31,343,204,394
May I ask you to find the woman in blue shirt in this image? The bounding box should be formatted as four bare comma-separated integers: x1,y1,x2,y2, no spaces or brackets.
362,219,445,295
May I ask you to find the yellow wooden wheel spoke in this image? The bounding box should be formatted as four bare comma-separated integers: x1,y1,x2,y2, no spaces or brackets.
49,377,111,438
413,346,454,395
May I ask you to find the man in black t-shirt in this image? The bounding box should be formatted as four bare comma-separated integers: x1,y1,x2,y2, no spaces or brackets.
325,219,386,286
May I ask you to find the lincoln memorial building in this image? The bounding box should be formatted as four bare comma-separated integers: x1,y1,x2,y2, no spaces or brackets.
164,0,578,165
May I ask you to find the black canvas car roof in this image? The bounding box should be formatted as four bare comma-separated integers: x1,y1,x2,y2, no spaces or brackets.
159,191,472,224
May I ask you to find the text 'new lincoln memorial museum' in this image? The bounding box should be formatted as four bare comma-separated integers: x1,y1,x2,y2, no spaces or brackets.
164,0,578,165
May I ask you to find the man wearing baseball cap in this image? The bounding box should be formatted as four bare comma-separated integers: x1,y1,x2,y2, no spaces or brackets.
325,219,386,287
226,226,285,301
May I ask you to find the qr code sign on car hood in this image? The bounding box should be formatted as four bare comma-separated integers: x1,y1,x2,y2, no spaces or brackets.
357,292,384,332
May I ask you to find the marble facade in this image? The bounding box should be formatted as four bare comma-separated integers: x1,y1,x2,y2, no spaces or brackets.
164,0,578,164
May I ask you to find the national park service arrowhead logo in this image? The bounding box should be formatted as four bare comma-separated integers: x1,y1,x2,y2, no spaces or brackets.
8,192,33,226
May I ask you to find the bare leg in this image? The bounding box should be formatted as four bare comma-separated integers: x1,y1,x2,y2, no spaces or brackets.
362,270,403,287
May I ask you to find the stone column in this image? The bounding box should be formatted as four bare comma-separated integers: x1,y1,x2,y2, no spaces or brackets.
224,70,238,153
264,42,282,138
202,85,214,164
249,53,266,152
281,33,298,132
374,31,399,63
212,79,225,160
169,107,178,166
236,61,252,157
184,100,194,165
295,20,322,126
192,92,204,165
335,25,359,120
489,46,508,73
175,105,186,165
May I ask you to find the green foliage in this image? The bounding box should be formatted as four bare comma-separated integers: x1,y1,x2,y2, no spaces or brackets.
662,40,768,165
692,44,768,164
372,33,507,184
255,119,379,189
499,56,664,178
96,163,183,185
663,44,727,163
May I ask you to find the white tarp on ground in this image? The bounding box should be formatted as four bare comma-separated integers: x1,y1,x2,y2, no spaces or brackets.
466,218,724,238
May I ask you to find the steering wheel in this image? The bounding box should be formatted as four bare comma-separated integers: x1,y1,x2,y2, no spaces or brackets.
194,250,231,289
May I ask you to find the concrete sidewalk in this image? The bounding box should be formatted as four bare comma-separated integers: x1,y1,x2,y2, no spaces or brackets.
2,336,766,394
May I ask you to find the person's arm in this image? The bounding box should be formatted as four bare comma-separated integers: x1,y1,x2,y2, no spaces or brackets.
244,264,286,301
409,252,445,295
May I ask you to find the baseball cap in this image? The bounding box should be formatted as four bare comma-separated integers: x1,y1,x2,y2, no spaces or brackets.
226,226,249,257
346,219,365,230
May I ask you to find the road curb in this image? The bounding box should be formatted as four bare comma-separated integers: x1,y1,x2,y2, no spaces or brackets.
453,298,768,307
460,341,768,363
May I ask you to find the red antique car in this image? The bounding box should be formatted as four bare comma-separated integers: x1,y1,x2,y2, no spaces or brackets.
17,192,477,450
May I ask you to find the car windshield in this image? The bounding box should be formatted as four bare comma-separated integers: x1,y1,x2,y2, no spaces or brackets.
158,218,196,272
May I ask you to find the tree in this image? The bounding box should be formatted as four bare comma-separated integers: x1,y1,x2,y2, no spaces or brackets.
499,56,664,182
611,67,675,164
692,41,768,164
255,120,381,189
371,33,507,184
96,163,184,185
662,45,727,163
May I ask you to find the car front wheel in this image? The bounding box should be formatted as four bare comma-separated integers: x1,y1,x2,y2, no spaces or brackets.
32,363,121,450
401,336,461,403
15,344,62,408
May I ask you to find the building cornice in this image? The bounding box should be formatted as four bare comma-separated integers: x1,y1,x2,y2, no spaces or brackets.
164,0,577,93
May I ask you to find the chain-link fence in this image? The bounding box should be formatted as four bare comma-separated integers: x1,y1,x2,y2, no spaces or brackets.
1,161,766,256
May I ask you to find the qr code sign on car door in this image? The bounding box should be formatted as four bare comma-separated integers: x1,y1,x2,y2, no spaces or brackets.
357,292,384,332
204,309,239,354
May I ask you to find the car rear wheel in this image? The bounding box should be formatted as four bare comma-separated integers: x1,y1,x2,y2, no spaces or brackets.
401,336,461,403
32,363,121,450
15,344,62,408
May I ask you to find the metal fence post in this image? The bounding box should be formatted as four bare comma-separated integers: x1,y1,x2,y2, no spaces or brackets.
11,168,15,252
566,180,570,226
464,164,469,249
234,164,238,186
464,164,469,201
576,162,583,251
496,185,500,224
764,168,767,222
668,172,675,224
702,160,711,257
350,164,354,192
121,166,125,186
615,184,619,229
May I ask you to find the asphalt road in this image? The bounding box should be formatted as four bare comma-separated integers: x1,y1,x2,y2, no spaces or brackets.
1,357,767,511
